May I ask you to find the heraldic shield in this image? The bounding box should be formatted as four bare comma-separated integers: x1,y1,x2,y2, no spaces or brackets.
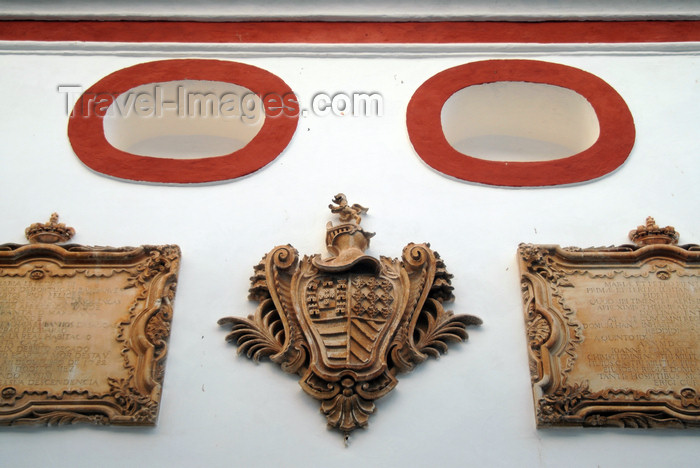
219,194,481,437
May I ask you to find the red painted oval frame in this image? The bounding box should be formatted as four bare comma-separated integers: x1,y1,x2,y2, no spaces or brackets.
68,59,299,184
406,60,635,187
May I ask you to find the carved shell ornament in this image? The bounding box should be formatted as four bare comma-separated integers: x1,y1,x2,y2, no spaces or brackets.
219,194,482,439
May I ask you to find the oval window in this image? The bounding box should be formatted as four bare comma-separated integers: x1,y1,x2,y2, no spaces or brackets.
102,80,266,159
68,59,299,184
407,60,635,187
442,82,600,162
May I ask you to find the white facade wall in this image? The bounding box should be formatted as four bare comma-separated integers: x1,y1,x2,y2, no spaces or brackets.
1,38,699,466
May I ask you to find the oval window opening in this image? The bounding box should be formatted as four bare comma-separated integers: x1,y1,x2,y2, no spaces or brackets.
68,59,299,184
441,82,600,162
407,59,635,186
102,80,265,159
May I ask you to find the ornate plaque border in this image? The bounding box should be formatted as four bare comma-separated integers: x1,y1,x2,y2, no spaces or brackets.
518,218,700,428
0,219,180,426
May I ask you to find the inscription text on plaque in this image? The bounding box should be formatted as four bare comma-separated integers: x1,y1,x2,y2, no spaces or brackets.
519,217,700,428
0,215,180,426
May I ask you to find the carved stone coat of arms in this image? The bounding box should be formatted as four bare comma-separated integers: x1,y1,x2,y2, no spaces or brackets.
219,195,481,436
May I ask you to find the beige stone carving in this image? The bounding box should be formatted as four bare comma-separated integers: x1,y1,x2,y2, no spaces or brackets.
518,217,700,428
219,194,481,437
0,214,180,426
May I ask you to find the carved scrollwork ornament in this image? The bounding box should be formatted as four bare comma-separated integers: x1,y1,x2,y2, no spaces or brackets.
219,194,481,439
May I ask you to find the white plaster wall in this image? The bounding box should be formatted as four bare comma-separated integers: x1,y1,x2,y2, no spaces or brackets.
0,43,699,467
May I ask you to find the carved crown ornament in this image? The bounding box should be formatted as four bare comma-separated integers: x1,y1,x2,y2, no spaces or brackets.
24,213,76,244
219,194,482,439
0,214,180,426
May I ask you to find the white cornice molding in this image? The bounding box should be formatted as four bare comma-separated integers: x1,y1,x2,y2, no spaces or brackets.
2,41,699,58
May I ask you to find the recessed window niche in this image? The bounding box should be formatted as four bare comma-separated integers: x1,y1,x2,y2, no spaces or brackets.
68,59,298,184
102,80,265,159
407,60,635,187
441,82,600,162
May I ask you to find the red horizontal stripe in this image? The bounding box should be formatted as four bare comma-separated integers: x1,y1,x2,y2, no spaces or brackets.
0,20,699,44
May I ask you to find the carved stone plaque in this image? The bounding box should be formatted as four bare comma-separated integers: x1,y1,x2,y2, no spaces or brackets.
518,217,700,428
219,195,481,438
0,215,180,425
